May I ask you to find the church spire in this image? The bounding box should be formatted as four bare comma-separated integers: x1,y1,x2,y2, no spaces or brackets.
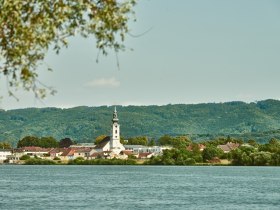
112,106,119,123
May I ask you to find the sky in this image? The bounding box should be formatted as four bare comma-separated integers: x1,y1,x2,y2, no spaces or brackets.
1,0,280,110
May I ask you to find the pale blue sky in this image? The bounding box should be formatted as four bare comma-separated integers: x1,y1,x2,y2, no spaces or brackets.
1,0,280,110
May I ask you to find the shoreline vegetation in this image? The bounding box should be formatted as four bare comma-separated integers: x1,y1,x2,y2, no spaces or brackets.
1,134,280,166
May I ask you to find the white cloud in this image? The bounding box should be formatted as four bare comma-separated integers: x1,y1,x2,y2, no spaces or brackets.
84,77,120,88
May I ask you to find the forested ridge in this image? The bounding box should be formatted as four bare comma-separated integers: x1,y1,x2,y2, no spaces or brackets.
1,99,280,146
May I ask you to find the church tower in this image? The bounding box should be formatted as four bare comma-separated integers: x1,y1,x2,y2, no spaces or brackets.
110,107,125,153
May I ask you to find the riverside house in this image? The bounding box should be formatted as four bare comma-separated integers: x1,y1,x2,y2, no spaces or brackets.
0,149,12,163
218,142,240,153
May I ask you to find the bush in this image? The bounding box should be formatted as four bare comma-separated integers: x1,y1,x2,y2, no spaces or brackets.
68,158,137,165
20,155,30,160
24,158,56,165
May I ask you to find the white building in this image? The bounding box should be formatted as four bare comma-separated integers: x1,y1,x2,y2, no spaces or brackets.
124,145,171,154
94,107,125,155
110,107,125,154
0,149,12,163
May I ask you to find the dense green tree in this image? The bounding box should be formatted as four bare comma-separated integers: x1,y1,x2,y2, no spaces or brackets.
271,151,280,166
59,138,74,148
148,139,156,146
0,142,12,149
158,135,191,148
202,146,223,162
19,155,31,160
127,136,148,146
146,148,198,166
24,158,56,165
17,136,59,148
0,0,136,97
39,137,58,148
259,138,280,153
231,146,256,166
268,138,280,145
204,137,243,147
158,135,173,146
17,136,40,148
247,139,258,147
251,152,272,166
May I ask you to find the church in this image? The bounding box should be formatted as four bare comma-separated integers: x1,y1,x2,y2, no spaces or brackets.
94,107,125,155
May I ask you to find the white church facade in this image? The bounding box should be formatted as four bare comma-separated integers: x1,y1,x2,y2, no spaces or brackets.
94,107,125,155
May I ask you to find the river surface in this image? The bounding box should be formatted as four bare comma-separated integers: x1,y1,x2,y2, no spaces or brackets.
0,165,279,210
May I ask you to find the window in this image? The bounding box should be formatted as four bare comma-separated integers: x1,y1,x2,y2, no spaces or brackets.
115,130,117,134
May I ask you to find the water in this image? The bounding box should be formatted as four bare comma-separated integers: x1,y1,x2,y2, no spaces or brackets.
0,166,279,210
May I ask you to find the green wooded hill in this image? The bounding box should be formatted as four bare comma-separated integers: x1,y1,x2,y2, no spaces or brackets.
1,99,280,146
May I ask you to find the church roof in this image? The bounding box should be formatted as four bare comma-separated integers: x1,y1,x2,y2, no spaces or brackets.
94,136,110,149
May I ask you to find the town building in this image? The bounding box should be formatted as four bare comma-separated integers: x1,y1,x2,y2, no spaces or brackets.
218,142,240,153
94,107,125,155
124,145,171,154
0,149,12,163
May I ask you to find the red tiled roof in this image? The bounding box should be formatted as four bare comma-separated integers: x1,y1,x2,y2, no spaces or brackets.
49,148,66,154
90,151,112,157
218,142,240,152
72,147,91,153
138,152,152,158
121,150,133,155
21,146,52,152
61,148,75,156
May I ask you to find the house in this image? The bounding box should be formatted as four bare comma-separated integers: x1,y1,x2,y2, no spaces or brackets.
60,148,76,161
18,146,52,157
89,151,113,159
70,143,96,148
0,149,12,163
124,145,171,154
218,142,240,153
59,147,96,161
49,148,68,159
6,149,24,163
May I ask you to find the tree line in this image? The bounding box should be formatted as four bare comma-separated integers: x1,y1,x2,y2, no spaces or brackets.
3,133,280,166
16,136,75,148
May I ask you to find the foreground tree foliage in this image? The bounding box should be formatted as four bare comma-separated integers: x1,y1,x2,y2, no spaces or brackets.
0,0,136,97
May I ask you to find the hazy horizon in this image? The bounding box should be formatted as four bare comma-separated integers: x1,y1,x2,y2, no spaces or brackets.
1,98,279,111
